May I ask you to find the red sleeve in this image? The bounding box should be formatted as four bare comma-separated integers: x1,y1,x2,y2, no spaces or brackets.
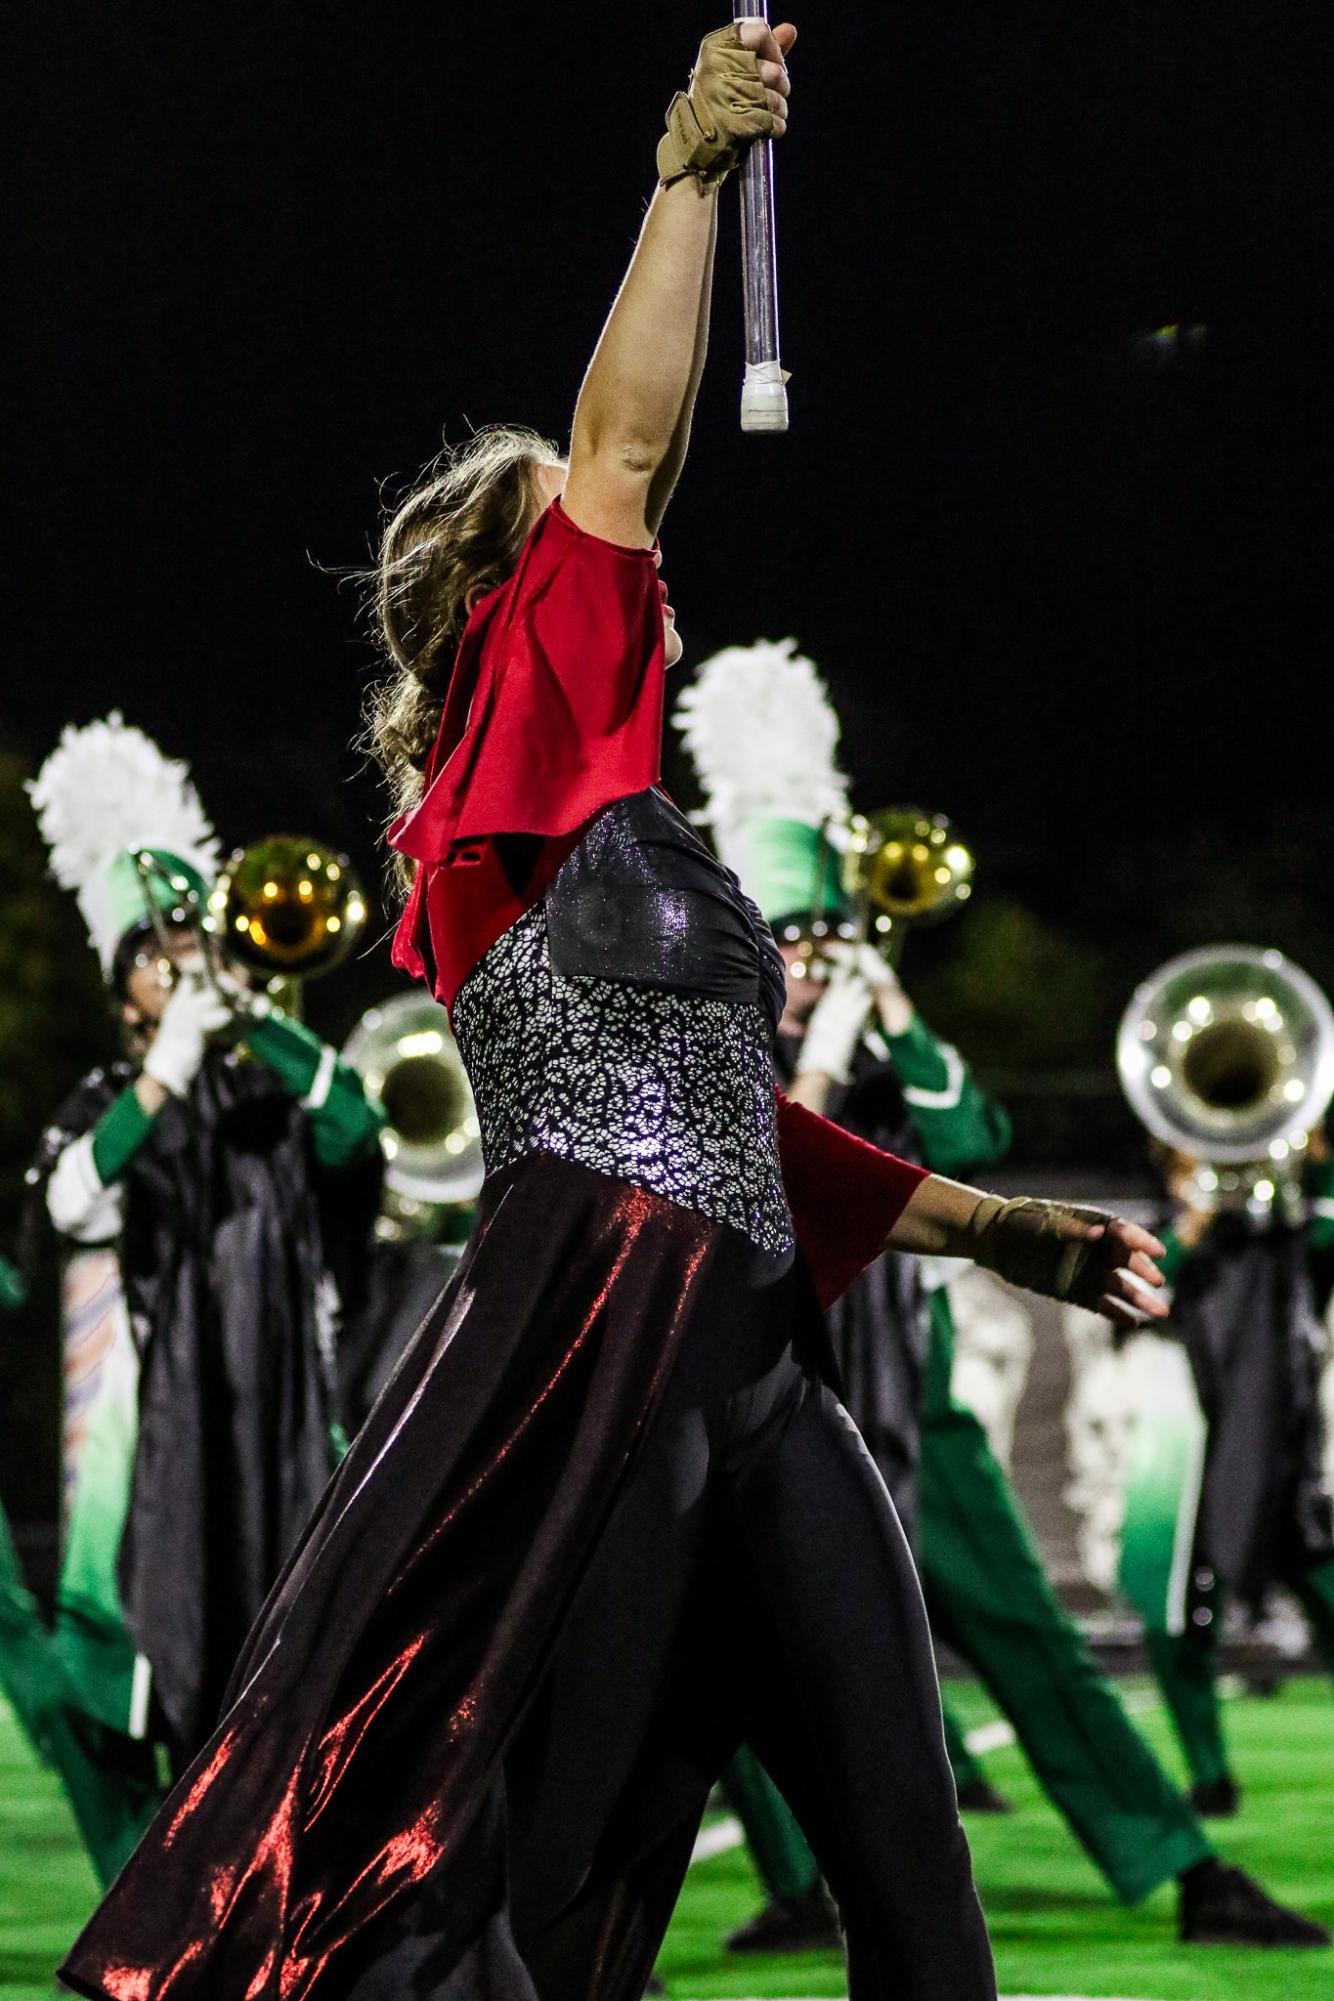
391,500,664,861
775,1089,931,1309
388,501,665,1006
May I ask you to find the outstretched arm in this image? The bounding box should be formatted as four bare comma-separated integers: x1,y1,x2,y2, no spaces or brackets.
888,1174,1169,1331
563,21,795,547
775,1090,1167,1328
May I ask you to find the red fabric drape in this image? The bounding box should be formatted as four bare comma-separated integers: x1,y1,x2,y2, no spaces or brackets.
390,501,664,1008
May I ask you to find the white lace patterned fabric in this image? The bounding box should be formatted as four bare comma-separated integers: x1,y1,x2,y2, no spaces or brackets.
453,899,794,1259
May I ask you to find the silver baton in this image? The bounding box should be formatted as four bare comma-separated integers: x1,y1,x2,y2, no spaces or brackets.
733,1,789,432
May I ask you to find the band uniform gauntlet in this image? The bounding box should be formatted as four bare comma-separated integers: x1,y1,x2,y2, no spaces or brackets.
964,1194,1115,1309
657,26,775,190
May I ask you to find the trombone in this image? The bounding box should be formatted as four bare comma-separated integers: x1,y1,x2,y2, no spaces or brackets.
787,806,975,985
844,807,975,962
133,835,368,1016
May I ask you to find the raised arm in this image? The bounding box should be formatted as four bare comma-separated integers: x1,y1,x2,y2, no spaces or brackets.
43,974,229,1242
562,21,795,548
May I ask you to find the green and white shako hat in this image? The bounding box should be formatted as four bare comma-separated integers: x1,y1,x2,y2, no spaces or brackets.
672,637,854,940
725,816,850,941
100,847,215,954
28,714,222,975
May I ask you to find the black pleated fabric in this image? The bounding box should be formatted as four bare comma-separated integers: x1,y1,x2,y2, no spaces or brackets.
29,1053,379,1762
776,1035,929,1532
1175,1219,1334,1598
545,789,786,1026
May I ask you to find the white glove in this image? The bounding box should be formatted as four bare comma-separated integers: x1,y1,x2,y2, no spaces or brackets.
847,940,893,988
853,940,915,1033
214,960,262,1015
794,961,874,1085
142,973,232,1096
820,938,913,1031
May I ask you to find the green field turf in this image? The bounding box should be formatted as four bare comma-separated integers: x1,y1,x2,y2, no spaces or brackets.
660,1677,1334,2000
2,1678,1331,2000
0,1696,99,2001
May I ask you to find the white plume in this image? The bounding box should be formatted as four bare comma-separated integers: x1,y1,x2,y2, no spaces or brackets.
672,637,850,844
28,713,221,967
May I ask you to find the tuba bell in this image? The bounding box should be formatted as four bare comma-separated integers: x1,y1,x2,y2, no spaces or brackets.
342,993,484,1228
1117,944,1334,1210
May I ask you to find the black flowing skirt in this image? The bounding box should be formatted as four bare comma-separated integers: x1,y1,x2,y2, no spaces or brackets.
63,1152,993,2001
62,1155,726,2001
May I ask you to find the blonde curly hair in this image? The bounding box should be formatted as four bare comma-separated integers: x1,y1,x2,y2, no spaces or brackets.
366,426,559,880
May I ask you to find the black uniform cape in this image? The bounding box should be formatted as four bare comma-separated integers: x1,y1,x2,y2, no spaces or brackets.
777,1035,928,1532
30,1053,380,1760
1173,1216,1334,1606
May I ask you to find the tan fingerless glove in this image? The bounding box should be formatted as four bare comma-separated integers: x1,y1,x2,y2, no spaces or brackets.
657,25,775,191
964,1194,1112,1305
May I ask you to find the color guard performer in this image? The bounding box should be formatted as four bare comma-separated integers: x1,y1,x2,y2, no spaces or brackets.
62,26,1170,2000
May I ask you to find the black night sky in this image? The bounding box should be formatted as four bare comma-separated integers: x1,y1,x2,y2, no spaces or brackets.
7,1,1334,1025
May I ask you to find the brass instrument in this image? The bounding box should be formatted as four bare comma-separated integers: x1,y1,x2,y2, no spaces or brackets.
845,806,974,956
1117,945,1334,1213
132,847,229,999
210,836,367,986
342,994,484,1231
789,807,975,983
132,836,366,1008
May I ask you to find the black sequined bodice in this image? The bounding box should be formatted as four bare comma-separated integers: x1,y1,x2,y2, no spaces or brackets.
452,791,793,1257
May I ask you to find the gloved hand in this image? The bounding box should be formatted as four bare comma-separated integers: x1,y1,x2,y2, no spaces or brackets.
214,959,259,1010
965,1195,1168,1331
657,22,791,190
142,972,232,1097
846,939,898,991
794,957,874,1085
808,938,912,1023
834,940,913,1032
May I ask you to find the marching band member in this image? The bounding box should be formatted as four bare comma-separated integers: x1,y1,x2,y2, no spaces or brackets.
25,716,382,1881
1125,1139,1334,1817
676,637,1329,1951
